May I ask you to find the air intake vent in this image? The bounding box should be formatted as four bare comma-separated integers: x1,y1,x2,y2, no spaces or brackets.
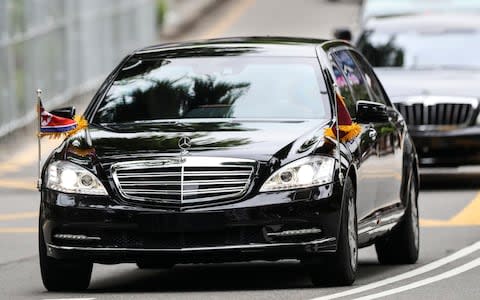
111,157,256,208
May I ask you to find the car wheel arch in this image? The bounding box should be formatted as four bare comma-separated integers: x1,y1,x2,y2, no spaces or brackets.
334,165,357,245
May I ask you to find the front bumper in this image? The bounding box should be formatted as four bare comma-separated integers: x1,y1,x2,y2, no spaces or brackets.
40,184,341,264
409,126,480,167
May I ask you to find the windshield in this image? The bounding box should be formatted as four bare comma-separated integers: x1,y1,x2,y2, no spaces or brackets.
362,0,480,22
357,29,480,69
93,56,329,123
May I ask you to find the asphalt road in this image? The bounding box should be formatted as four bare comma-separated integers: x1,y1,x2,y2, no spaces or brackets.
1,0,480,299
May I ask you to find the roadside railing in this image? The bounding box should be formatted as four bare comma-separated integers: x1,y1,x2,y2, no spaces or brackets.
0,0,157,137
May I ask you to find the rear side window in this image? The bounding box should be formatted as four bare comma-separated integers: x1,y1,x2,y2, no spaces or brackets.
331,63,356,118
332,50,371,103
350,51,388,105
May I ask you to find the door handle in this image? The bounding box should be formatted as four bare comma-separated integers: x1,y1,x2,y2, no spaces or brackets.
368,128,377,140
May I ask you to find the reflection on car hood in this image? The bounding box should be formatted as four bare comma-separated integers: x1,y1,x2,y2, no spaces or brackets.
71,119,331,165
374,68,480,100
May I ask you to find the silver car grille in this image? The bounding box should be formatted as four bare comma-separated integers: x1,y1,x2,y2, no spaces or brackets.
393,96,478,127
111,157,256,207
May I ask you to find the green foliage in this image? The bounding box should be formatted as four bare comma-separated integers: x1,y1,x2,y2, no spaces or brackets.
156,0,168,26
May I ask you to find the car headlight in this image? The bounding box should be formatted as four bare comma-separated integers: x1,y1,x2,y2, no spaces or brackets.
46,161,108,195
260,156,336,192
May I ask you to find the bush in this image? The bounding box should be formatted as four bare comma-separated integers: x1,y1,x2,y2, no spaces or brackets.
156,0,168,26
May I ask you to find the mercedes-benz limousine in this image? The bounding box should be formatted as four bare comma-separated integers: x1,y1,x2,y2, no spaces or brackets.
39,37,419,291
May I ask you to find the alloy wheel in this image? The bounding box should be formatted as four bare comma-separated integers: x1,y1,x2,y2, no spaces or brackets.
410,177,419,251
348,194,358,272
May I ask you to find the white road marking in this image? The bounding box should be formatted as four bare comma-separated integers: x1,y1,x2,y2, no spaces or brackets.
43,298,96,300
310,240,480,300
353,257,480,300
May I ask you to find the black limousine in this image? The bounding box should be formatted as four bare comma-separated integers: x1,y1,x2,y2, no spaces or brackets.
356,14,480,167
39,37,419,290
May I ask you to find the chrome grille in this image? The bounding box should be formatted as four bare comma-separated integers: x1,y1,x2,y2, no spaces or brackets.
111,157,256,207
394,96,478,127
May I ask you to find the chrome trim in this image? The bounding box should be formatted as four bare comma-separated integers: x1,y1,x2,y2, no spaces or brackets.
358,212,403,235
111,157,257,206
120,179,249,186
378,211,404,223
395,96,479,108
183,171,252,176
117,172,181,178
47,237,336,252
121,186,245,195
122,189,182,195
53,234,101,241
358,226,373,235
394,96,478,128
368,222,396,234
266,228,322,237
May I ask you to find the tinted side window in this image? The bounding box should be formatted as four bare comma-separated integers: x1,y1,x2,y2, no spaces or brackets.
331,63,356,118
350,51,388,105
332,50,371,103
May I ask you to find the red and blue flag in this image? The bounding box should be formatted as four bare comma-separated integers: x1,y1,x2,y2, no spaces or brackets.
39,101,77,133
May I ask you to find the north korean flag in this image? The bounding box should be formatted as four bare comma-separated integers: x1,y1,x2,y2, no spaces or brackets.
39,101,77,133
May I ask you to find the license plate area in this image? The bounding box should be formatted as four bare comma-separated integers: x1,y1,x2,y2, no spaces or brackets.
137,212,228,232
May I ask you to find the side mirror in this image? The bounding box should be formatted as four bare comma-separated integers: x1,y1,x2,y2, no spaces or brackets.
51,106,76,119
333,28,352,42
356,100,389,123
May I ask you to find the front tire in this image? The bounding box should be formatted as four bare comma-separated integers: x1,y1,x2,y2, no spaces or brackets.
375,173,419,264
305,176,357,286
39,222,93,291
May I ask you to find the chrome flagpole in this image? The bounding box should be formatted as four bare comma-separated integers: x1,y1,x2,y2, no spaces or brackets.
332,84,344,186
36,89,42,191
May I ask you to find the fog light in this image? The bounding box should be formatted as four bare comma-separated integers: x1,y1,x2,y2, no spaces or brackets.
266,228,322,237
54,234,101,241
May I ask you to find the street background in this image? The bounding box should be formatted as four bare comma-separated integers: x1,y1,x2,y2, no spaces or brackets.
0,0,479,299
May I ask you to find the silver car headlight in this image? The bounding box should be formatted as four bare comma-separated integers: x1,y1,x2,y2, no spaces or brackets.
260,156,336,192
46,161,108,195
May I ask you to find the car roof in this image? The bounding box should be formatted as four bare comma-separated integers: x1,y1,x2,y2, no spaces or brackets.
134,36,337,58
365,13,480,33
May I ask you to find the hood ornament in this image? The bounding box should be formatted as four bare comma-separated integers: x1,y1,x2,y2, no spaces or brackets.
178,136,191,155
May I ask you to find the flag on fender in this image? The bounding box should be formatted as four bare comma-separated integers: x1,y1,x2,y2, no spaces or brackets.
324,92,361,142
39,100,78,133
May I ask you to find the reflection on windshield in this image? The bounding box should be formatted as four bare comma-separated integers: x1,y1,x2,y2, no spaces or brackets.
93,57,329,123
357,30,480,69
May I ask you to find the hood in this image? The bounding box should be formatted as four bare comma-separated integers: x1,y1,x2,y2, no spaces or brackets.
375,68,480,100
66,119,332,166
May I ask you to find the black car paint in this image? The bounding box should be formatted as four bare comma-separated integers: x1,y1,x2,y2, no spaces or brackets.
40,37,418,264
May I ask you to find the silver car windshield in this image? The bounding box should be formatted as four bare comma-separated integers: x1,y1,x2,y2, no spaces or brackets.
357,29,480,69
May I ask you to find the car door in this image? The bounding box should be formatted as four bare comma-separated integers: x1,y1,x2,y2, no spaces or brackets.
349,50,404,212
330,50,377,224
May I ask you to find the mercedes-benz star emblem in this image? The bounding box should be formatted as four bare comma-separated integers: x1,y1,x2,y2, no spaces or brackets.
178,136,191,151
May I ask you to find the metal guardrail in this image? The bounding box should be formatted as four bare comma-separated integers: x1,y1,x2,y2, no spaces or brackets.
0,0,157,137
